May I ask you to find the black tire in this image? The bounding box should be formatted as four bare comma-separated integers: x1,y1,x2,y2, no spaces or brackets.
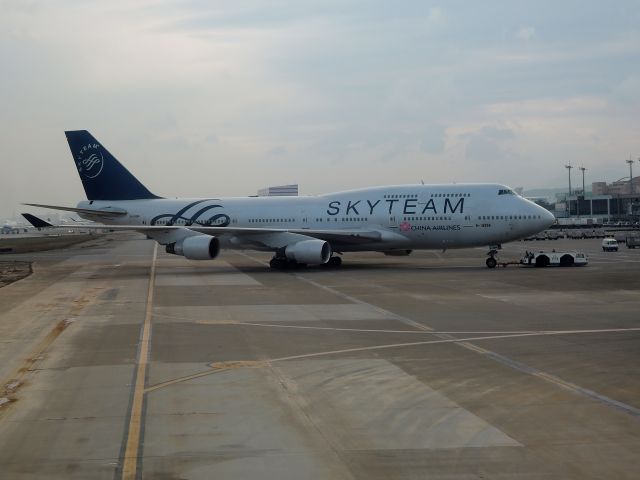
559,254,574,267
327,256,342,267
486,257,497,269
269,257,288,270
535,255,550,268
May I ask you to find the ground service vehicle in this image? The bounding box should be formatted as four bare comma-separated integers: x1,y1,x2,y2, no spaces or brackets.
626,235,640,249
521,251,588,267
602,238,619,252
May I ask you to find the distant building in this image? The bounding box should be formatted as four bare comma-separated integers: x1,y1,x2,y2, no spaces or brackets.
552,175,640,221
257,184,298,196
592,182,608,195
592,176,640,195
564,193,640,220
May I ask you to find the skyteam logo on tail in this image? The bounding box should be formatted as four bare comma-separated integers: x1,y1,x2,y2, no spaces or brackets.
76,143,104,179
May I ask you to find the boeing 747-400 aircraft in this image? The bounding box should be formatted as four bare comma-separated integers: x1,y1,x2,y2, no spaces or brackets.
26,131,554,269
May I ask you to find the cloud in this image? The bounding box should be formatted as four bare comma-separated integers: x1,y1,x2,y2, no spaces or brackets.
464,126,516,163
420,125,447,154
267,145,288,156
202,134,218,145
611,75,640,105
486,97,608,116
1,1,640,218
516,26,536,41
424,7,447,31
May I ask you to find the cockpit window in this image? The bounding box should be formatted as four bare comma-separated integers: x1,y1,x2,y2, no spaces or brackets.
498,189,515,195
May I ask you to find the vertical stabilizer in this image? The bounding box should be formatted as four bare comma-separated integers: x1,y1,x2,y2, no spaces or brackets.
65,130,160,200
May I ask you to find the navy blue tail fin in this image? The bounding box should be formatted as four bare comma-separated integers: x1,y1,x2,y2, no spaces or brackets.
65,130,160,200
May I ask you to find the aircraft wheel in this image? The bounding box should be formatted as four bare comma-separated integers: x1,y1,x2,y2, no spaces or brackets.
269,257,288,270
486,257,497,269
327,256,342,267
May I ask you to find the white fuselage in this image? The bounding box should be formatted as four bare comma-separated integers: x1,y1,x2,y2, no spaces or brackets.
76,183,555,252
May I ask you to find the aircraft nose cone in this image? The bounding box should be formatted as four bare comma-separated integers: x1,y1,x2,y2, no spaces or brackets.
543,208,555,228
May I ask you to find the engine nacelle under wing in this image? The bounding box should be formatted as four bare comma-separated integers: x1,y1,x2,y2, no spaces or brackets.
166,235,220,260
285,239,331,264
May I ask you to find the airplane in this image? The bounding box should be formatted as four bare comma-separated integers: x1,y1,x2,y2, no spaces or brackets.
1,219,28,235
26,130,555,269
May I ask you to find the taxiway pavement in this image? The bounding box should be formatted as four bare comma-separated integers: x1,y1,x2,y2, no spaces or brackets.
0,235,639,479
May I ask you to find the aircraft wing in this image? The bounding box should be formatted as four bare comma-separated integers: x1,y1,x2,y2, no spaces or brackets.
189,226,383,244
49,224,385,244
24,203,391,245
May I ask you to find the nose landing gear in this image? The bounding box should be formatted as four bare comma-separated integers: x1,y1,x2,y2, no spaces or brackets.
486,244,501,269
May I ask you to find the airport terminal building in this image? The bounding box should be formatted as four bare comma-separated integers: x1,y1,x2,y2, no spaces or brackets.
553,176,640,223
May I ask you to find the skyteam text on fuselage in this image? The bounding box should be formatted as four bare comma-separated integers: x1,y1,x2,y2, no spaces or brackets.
26,130,555,269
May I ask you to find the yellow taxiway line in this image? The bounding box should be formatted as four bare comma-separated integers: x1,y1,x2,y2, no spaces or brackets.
121,243,157,480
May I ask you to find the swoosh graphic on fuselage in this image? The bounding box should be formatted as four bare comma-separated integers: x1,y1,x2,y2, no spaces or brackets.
150,200,231,227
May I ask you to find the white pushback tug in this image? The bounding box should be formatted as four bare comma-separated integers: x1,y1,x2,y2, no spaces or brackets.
520,250,588,267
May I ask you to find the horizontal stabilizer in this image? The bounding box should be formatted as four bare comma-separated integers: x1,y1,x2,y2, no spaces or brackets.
21,213,53,228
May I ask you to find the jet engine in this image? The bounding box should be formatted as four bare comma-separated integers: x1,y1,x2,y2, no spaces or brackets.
285,239,331,264
166,235,220,260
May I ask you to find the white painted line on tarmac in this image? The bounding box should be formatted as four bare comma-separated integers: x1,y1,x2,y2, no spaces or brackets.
141,321,640,419
238,322,640,336
229,251,640,418
236,252,433,332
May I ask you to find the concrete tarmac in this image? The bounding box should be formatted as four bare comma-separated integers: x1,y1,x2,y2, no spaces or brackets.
0,233,98,254
0,234,639,479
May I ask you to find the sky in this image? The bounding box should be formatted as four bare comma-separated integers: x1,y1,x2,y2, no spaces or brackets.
1,0,640,219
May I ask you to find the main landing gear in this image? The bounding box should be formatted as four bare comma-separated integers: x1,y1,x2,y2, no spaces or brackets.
325,256,342,267
269,256,303,270
268,255,343,270
485,244,501,269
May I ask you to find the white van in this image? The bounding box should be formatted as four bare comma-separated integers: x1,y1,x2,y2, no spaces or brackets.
602,238,619,252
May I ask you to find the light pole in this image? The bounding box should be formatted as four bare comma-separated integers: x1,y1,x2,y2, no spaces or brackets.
579,167,586,217
626,158,634,195
565,164,572,196
565,165,573,215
